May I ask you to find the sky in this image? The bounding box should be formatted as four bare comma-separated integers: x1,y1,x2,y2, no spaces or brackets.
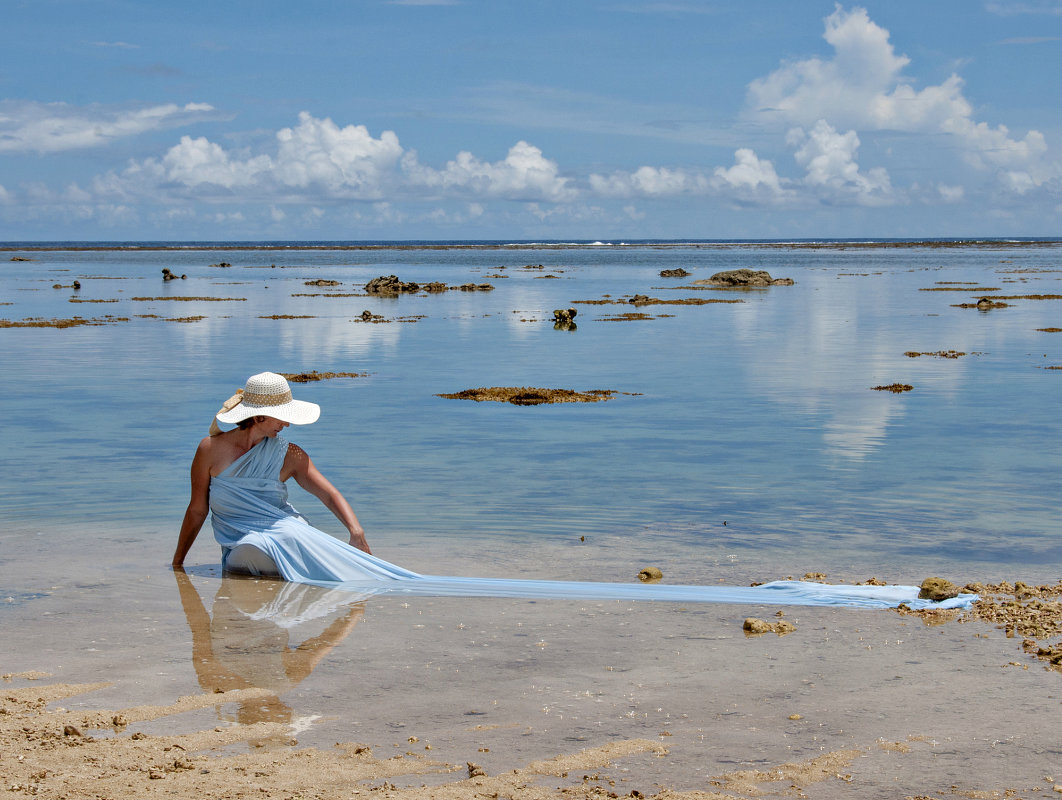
1,0,1061,241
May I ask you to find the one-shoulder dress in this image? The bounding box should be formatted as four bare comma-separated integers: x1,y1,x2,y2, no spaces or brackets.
209,436,975,610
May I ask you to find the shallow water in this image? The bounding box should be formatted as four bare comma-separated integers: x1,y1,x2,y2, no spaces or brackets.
3,241,1061,795
3,242,1060,584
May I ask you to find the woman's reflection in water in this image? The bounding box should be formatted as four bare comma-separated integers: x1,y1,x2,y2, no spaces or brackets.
174,571,367,744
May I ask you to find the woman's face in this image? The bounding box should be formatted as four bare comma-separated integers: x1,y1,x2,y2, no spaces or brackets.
256,416,290,437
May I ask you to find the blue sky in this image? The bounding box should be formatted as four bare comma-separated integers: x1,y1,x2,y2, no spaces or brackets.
2,0,1061,240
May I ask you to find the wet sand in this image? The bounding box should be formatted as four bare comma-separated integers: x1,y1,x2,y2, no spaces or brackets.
4,557,1061,799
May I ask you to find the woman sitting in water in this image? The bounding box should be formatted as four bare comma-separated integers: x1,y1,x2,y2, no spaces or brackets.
172,371,375,576
172,372,974,609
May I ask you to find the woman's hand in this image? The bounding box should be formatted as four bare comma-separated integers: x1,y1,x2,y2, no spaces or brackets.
348,527,371,555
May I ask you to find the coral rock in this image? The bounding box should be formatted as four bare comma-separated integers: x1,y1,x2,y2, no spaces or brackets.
918,577,960,601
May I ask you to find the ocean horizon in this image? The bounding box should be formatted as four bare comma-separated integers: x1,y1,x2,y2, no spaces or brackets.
4,236,1062,250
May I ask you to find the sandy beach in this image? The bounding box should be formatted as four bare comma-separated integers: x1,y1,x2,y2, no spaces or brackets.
4,575,1061,800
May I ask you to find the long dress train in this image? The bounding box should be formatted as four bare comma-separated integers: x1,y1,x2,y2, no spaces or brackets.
209,437,975,610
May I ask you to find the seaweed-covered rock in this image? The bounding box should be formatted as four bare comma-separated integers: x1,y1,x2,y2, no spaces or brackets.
365,275,420,295
660,268,691,278
437,387,617,405
699,269,794,287
743,617,796,636
638,566,663,583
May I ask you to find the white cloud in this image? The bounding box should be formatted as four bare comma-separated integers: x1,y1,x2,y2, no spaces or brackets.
0,101,217,154
711,149,790,202
746,5,1057,189
0,184,11,204
787,120,895,205
63,183,93,203
110,113,401,200
589,165,710,197
524,202,608,224
274,112,404,196
588,136,887,208
936,184,964,202
748,6,910,128
160,136,273,190
403,140,575,202
91,114,572,206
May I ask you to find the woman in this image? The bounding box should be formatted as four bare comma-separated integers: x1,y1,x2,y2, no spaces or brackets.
172,372,393,579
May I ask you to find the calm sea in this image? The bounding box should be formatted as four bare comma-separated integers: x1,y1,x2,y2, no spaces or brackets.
5,239,1062,794
2,240,1061,594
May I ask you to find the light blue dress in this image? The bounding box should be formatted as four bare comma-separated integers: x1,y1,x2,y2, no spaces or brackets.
210,436,975,610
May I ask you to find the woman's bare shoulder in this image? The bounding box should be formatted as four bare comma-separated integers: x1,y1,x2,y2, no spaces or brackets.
195,435,229,459
195,433,242,475
280,441,311,479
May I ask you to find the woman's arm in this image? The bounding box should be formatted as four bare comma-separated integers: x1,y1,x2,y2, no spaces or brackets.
284,443,371,554
172,439,213,568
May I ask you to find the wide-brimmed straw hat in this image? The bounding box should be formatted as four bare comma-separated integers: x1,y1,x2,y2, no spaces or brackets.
211,372,320,432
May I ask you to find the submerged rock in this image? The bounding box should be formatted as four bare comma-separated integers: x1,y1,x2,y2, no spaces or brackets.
280,371,367,382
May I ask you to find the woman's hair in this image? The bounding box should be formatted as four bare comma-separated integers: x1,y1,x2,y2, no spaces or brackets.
236,416,263,430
